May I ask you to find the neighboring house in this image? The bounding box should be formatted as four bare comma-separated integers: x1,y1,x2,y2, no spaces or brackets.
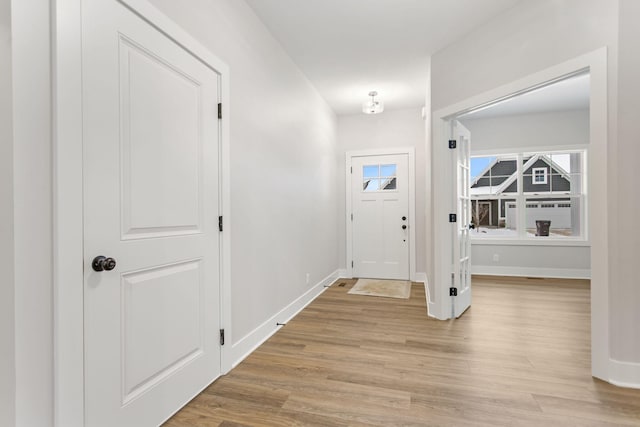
470,154,572,229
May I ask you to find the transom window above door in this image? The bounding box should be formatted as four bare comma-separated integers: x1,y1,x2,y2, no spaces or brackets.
363,164,397,191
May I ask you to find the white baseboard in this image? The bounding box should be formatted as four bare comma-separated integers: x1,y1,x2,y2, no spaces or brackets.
337,268,348,278
414,272,437,319
609,359,640,389
228,269,340,370
471,265,591,280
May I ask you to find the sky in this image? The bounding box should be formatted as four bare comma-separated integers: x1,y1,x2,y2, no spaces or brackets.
471,157,495,180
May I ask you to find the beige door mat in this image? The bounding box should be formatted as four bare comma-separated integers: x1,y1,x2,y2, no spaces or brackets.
348,278,411,299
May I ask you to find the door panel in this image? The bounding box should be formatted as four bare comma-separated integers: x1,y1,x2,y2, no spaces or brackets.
452,121,472,317
121,259,203,403
82,1,221,425
351,154,409,280
120,36,203,239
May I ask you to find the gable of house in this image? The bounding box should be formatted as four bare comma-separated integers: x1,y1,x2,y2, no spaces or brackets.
472,156,571,194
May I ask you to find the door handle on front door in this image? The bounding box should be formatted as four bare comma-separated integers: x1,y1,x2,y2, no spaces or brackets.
92,255,117,272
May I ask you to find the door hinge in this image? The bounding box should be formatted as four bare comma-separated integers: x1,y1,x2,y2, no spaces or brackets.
448,139,457,149
351,213,353,221
449,213,457,223
218,216,223,232
449,287,458,296
219,329,225,346
218,103,222,119
351,260,354,268
350,166,353,174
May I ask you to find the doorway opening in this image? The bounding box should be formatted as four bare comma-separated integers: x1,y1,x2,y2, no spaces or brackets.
442,71,591,318
430,49,608,380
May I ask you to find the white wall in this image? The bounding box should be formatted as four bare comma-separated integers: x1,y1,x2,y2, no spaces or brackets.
461,109,590,278
147,0,339,349
12,0,54,425
336,108,426,274
470,244,590,279
431,0,640,379
431,0,618,111
0,0,15,425
424,59,434,302
613,0,640,365
461,109,590,152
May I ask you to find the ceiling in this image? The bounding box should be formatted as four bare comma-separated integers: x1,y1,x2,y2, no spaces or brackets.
460,72,590,120
245,0,521,115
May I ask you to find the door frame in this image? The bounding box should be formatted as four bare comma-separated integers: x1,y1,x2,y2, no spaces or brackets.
431,48,608,381
53,1,232,425
345,147,416,281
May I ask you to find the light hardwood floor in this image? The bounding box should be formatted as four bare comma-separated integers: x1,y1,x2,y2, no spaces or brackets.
164,276,640,426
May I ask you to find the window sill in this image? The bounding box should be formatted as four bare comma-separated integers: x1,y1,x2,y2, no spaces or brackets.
470,238,590,247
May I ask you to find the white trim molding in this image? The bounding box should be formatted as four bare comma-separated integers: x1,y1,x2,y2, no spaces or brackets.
228,270,340,369
53,1,232,425
609,359,640,389
52,2,84,425
471,239,590,247
431,48,609,382
414,272,428,284
471,266,590,280
345,147,417,281
414,272,435,318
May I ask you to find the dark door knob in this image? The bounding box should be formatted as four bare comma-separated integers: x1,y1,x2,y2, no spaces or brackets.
402,216,407,221
402,225,407,230
92,256,117,272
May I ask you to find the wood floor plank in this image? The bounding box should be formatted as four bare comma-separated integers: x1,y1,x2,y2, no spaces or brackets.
165,277,640,426
533,393,640,426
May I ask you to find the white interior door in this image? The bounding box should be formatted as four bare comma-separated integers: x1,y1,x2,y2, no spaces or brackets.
351,154,410,280
82,1,221,425
451,121,472,317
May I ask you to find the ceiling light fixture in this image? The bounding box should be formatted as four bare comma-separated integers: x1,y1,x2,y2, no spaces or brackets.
362,91,384,114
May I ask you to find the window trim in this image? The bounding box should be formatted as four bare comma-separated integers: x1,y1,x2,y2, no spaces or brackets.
532,167,548,184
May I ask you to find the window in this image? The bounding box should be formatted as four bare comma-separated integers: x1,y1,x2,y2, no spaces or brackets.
470,150,586,239
363,164,397,192
532,167,547,184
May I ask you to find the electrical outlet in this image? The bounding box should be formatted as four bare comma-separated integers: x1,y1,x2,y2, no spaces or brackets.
306,273,310,284
493,254,500,262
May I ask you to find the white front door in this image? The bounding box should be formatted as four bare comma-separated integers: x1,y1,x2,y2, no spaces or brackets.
82,1,221,425
351,154,410,280
451,121,472,317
